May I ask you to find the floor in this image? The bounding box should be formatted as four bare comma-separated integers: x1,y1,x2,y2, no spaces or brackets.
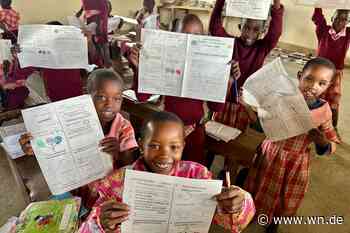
0,59,349,233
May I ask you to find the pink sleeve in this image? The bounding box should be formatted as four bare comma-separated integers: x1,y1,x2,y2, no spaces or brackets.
119,118,138,152
212,189,255,233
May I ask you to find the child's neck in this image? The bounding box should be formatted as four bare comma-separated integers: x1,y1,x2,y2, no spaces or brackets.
101,120,113,135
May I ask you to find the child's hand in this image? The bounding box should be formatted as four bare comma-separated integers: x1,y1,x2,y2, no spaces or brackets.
19,133,34,156
100,201,130,232
129,44,142,68
215,186,245,214
308,128,329,147
231,60,241,80
100,137,120,156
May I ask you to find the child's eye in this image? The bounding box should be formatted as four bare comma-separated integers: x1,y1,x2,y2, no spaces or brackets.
114,97,122,102
319,82,328,87
148,144,160,150
94,95,107,101
170,145,181,151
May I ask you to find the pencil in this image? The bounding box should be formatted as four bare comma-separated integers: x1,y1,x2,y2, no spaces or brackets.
225,171,231,187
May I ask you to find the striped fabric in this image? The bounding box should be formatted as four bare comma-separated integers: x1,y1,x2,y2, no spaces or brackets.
0,8,20,31
245,101,339,222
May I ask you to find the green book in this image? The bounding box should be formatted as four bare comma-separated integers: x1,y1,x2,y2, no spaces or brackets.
16,198,81,233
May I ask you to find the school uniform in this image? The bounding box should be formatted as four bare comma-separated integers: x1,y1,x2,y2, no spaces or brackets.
78,157,256,233
132,68,224,166
209,0,284,131
0,7,20,43
245,99,339,222
41,69,83,102
312,8,350,111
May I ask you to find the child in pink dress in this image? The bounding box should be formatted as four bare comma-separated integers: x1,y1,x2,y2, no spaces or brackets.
79,111,256,233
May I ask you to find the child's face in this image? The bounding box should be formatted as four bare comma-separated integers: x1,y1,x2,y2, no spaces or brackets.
240,19,264,46
182,22,203,35
93,80,123,125
141,121,185,175
298,66,334,104
332,11,349,32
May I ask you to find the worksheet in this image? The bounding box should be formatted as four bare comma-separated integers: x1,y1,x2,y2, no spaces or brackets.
21,95,113,195
18,25,89,69
226,0,272,20
139,29,234,103
0,39,12,62
122,169,222,233
0,123,26,159
243,58,314,141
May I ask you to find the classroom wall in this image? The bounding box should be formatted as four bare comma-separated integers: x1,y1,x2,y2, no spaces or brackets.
10,0,338,55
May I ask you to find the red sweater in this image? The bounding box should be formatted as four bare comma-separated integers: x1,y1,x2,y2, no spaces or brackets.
209,0,284,89
312,8,350,70
132,68,224,126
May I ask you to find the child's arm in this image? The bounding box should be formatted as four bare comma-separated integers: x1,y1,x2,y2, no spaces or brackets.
209,0,232,37
261,0,284,53
76,6,84,18
213,187,255,232
312,8,328,40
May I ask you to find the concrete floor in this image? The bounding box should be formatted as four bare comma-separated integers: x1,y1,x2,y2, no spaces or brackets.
0,59,349,233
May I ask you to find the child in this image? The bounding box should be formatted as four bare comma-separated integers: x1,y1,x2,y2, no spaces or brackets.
19,69,138,209
9,21,84,103
78,111,255,233
20,68,138,169
244,57,340,233
209,0,283,132
78,0,111,68
0,0,20,43
136,0,159,29
129,14,228,167
312,8,350,129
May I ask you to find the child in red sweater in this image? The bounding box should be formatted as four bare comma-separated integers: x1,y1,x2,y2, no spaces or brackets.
209,0,283,132
312,8,350,129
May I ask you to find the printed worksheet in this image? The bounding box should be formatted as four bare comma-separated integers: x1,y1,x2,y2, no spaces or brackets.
243,58,314,141
21,95,112,195
139,29,234,103
122,169,222,233
294,0,350,8
18,25,89,69
0,123,26,159
0,39,12,62
226,0,272,20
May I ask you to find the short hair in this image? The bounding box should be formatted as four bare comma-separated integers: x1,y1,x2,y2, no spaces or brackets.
332,9,350,23
87,69,124,94
302,57,336,73
1,0,12,8
140,111,184,141
181,14,204,31
46,21,63,26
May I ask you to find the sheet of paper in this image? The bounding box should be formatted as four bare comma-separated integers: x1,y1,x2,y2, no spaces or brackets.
0,123,26,159
139,29,233,103
114,15,138,25
0,39,12,62
67,16,84,28
243,58,313,141
205,120,242,142
108,16,122,33
122,169,222,233
226,0,272,20
182,35,234,103
139,29,188,97
21,95,112,195
18,25,89,69
293,0,350,9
